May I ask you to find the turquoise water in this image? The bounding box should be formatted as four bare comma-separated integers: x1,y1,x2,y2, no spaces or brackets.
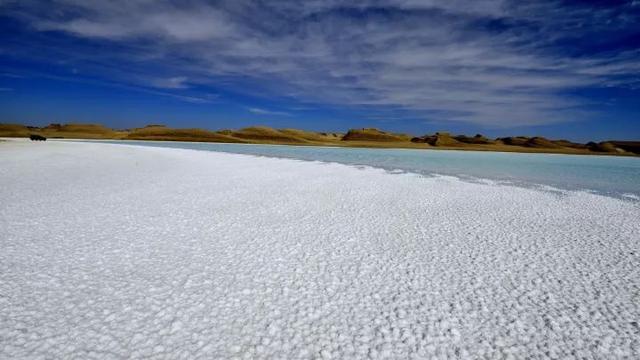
92,140,640,197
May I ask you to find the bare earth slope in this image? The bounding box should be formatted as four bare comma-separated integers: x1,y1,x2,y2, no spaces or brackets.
1,140,638,358
1,123,637,155
342,128,411,142
126,125,247,143
230,126,310,144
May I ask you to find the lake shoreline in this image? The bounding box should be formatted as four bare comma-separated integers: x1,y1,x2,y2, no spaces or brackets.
28,136,640,157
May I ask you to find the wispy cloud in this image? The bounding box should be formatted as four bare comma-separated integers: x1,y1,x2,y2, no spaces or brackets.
3,0,639,127
150,76,190,89
248,107,291,116
0,73,26,79
1,69,215,104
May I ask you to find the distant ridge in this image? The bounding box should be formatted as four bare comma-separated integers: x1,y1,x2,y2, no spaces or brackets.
342,128,411,142
411,132,463,146
126,125,246,143
230,126,309,143
1,123,637,156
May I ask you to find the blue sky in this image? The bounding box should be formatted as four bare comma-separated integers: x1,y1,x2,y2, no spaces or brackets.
1,0,639,141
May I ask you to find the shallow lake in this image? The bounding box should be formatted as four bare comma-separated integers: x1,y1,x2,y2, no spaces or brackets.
82,140,640,198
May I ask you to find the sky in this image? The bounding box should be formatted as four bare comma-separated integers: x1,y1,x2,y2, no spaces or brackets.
1,0,639,141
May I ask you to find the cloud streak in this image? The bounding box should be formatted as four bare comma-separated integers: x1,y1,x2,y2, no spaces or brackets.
248,107,291,116
3,0,639,127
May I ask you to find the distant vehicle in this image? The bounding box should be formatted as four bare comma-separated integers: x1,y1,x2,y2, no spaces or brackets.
29,134,46,141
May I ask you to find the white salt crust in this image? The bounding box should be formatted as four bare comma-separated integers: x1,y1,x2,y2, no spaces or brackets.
1,140,639,359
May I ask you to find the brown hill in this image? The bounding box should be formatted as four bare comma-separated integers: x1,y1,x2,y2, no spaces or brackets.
231,126,308,143
525,137,562,148
0,124,31,137
42,123,113,134
551,139,588,149
587,141,625,153
126,125,245,143
217,129,234,136
343,128,411,142
3,123,124,139
609,141,640,154
279,128,340,143
431,133,462,146
411,132,463,146
498,136,530,146
62,123,116,135
454,134,493,144
319,132,343,138
1,123,122,139
1,122,637,156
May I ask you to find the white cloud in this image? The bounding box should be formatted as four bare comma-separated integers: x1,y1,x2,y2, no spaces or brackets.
150,76,190,89
5,0,640,127
248,107,291,116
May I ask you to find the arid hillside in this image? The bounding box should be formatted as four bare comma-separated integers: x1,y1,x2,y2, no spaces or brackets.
1,123,638,156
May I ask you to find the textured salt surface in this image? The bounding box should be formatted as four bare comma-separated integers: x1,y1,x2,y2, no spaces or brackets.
1,140,639,359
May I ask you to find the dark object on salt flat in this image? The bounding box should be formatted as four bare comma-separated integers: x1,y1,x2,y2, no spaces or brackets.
29,134,47,141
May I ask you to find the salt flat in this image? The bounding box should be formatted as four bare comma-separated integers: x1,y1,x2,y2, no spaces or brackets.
1,140,639,359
